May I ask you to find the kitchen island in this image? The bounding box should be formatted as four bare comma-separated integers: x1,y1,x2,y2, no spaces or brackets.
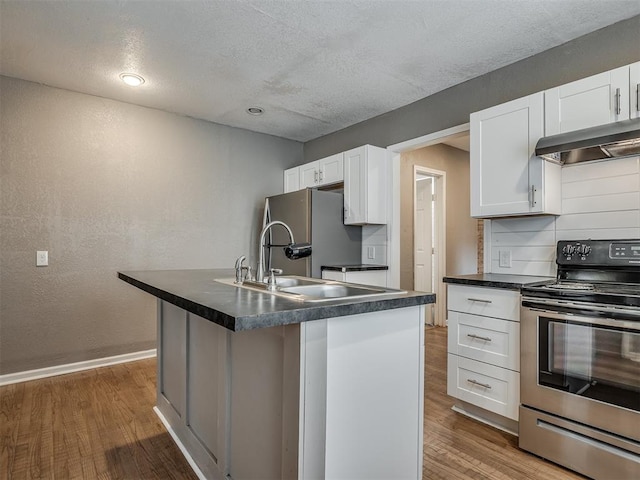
118,269,434,480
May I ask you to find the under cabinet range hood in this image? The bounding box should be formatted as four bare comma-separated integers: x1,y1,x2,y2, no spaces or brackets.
535,118,640,165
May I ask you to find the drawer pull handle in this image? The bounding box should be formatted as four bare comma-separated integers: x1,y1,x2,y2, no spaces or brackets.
467,379,492,389
467,297,492,304
467,334,492,342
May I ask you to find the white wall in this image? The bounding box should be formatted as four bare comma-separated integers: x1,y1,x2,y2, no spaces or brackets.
489,156,640,277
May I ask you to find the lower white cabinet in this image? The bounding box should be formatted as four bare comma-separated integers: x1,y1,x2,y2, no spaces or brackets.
447,354,519,420
446,284,520,424
447,311,520,371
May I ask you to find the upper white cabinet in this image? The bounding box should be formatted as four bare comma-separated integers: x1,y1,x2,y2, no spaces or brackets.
284,167,300,193
344,145,387,225
284,145,387,224
284,154,343,193
545,65,633,135
470,93,561,218
298,154,345,190
631,62,640,120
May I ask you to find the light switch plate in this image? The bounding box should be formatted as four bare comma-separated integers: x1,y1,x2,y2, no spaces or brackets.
367,246,375,260
36,250,48,267
499,250,512,268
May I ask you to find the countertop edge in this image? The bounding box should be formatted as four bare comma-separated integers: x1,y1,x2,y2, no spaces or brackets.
443,274,555,290
119,270,434,332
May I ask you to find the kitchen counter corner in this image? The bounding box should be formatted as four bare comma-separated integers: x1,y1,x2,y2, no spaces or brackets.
443,273,554,290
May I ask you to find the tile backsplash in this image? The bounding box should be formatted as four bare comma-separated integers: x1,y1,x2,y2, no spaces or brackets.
489,156,640,277
361,225,388,265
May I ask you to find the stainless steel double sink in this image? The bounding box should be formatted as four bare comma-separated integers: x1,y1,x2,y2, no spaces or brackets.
216,275,406,303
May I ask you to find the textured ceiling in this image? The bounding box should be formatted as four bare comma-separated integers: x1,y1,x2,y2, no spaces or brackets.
2,1,639,142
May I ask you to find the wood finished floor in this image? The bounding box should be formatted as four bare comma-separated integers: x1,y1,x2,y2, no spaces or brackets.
0,327,585,479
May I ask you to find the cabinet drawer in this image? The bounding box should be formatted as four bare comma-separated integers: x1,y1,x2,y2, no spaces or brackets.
447,285,520,321
447,354,519,420
447,311,520,371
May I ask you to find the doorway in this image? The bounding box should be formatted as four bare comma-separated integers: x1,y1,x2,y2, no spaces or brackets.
413,167,446,326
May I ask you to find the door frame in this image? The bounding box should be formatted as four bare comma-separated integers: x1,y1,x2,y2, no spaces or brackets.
413,166,446,326
386,123,470,290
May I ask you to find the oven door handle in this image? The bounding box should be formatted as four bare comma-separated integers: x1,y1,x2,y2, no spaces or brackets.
522,298,640,330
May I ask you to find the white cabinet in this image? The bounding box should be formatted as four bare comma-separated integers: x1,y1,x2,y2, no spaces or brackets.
470,93,561,218
631,62,640,120
545,65,630,135
446,284,520,423
344,145,387,225
322,269,387,287
284,167,300,193
299,154,344,190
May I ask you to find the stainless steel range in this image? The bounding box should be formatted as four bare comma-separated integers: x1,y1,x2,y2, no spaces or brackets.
520,239,640,480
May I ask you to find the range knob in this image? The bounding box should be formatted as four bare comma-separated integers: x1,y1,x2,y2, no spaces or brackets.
576,244,592,256
562,244,576,256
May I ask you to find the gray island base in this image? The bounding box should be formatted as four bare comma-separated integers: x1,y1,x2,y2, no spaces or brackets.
118,269,435,480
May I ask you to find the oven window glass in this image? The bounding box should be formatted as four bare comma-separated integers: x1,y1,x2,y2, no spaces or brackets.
539,317,640,412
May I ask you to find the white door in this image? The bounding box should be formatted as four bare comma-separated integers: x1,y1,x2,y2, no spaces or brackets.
414,176,433,294
318,153,343,185
284,167,300,193
299,161,319,189
470,93,543,217
545,66,629,135
414,169,445,327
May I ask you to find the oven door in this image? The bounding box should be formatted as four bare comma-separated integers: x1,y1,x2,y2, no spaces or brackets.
521,302,640,442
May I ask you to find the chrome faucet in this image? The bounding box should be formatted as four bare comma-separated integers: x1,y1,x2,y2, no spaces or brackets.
234,255,251,283
257,221,295,283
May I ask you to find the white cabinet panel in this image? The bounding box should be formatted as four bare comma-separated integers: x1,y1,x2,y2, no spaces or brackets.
447,311,520,371
318,153,343,185
447,354,519,421
284,167,300,193
447,284,520,321
470,93,560,218
545,66,630,135
344,145,387,225
300,161,320,189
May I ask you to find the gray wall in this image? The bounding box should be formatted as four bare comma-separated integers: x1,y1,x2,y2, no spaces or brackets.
304,15,640,160
399,145,477,290
0,76,302,374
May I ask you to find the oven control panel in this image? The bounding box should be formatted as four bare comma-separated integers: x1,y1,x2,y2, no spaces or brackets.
610,242,640,258
557,240,640,265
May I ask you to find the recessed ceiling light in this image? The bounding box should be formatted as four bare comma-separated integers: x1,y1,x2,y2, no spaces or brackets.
119,73,145,87
246,107,264,115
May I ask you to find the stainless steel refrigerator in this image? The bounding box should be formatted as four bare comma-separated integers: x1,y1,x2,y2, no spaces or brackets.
265,189,362,278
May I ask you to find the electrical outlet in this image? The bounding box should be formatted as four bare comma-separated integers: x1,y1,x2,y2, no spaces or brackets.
499,250,512,268
367,246,375,260
36,250,49,267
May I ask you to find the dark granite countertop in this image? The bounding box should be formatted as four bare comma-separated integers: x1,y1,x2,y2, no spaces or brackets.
321,264,388,272
442,273,555,290
119,269,434,332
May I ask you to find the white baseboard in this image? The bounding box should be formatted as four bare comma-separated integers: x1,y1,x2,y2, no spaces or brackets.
0,349,157,386
154,406,207,480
